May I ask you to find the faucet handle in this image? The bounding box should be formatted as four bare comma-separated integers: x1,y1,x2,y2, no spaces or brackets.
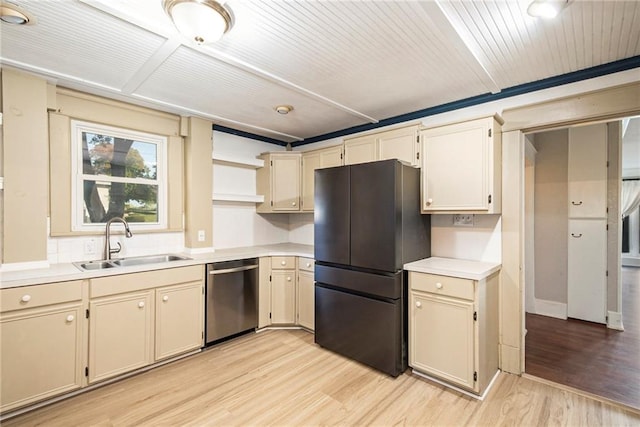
109,241,122,255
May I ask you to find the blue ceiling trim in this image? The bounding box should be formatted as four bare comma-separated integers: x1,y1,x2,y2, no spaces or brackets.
213,125,288,147
212,56,640,147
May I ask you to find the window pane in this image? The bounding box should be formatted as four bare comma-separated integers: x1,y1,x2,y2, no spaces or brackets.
83,180,158,224
82,132,157,180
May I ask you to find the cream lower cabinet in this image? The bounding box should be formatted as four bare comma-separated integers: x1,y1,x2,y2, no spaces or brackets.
297,257,315,330
0,281,85,413
258,256,314,329
88,265,203,384
408,271,498,396
88,290,154,384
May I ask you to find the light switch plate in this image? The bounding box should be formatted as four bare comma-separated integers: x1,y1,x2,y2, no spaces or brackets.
453,214,474,227
84,238,97,255
197,230,205,242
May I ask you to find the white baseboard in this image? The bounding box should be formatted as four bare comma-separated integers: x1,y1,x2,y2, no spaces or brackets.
607,311,624,331
529,298,567,320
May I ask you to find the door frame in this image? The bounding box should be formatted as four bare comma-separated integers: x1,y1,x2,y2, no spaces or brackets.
498,81,640,374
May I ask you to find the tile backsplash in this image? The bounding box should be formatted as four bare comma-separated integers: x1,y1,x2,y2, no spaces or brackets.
47,232,185,264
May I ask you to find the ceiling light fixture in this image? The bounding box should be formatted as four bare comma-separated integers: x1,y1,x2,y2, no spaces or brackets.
527,0,569,19
275,105,294,115
0,2,35,25
163,0,233,45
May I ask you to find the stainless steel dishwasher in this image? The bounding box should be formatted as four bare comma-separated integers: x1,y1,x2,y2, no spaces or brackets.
206,258,258,345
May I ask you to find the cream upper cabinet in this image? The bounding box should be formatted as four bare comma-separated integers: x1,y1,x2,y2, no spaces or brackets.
297,257,315,330
301,145,343,211
344,134,377,165
568,124,607,218
257,152,301,213
88,290,154,384
155,282,204,361
345,124,421,167
0,281,85,413
88,266,203,383
408,271,499,396
421,116,502,213
377,125,421,166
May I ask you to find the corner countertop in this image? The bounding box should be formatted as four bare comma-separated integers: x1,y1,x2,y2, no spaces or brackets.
0,243,314,289
404,257,501,281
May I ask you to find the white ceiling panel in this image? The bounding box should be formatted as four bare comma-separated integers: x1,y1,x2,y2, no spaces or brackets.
212,0,497,120
135,46,367,141
0,0,167,90
1,0,638,144
436,0,640,89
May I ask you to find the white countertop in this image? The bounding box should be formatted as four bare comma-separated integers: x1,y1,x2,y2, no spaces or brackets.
404,257,501,281
0,243,313,289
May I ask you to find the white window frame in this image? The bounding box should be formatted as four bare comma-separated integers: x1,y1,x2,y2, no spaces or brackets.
71,120,168,232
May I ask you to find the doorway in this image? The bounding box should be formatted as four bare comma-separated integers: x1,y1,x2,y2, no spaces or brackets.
523,117,640,410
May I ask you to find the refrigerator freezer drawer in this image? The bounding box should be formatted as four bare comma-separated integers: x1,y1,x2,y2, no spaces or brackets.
315,284,405,377
315,264,402,300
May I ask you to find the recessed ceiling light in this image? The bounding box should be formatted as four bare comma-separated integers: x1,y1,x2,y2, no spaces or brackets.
275,105,294,115
0,2,35,25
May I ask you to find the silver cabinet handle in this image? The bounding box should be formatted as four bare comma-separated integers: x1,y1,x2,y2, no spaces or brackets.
571,201,583,206
209,264,258,275
571,233,582,238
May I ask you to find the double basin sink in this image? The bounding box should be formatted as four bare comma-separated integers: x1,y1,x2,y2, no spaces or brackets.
74,254,192,271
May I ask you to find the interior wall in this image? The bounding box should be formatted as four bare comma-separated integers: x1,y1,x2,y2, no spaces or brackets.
532,130,569,309
430,214,501,263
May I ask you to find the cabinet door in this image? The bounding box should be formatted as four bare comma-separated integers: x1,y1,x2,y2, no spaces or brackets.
319,146,343,168
258,257,272,328
568,124,607,218
409,291,476,391
0,303,84,412
378,126,420,166
297,270,314,330
344,135,377,165
272,155,301,211
301,151,320,212
271,270,296,324
89,291,154,383
567,219,607,324
422,118,492,212
156,282,203,361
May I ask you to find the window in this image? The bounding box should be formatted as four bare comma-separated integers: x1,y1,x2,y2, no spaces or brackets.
71,120,167,232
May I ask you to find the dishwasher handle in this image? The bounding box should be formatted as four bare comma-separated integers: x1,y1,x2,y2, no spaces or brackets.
209,264,258,275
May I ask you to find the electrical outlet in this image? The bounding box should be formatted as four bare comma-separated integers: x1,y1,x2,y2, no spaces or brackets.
197,230,205,242
84,238,97,255
453,214,474,227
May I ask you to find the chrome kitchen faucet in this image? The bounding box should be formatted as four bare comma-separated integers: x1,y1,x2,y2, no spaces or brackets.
104,217,133,260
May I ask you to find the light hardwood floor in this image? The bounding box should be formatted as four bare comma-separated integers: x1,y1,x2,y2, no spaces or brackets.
4,329,640,426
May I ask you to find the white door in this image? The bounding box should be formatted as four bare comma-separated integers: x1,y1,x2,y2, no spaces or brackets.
568,124,607,218
567,219,607,323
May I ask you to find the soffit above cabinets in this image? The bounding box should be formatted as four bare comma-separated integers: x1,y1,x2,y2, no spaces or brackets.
1,0,639,145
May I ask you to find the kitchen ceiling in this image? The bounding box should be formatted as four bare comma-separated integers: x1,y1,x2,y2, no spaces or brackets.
1,0,639,146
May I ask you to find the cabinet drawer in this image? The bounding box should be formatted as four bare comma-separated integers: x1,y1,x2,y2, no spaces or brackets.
1,281,83,313
298,257,314,272
271,256,296,269
409,272,474,301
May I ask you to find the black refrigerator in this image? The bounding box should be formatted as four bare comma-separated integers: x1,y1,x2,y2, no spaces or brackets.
314,159,431,377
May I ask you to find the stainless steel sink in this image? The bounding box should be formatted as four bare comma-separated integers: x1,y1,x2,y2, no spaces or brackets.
76,260,117,270
112,254,191,267
74,254,191,271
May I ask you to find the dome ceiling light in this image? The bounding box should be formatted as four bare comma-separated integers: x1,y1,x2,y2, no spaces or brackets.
274,105,294,115
527,0,570,19
0,1,35,25
162,0,233,45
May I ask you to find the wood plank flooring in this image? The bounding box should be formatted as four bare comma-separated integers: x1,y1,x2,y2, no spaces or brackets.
4,328,640,426
525,266,640,410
